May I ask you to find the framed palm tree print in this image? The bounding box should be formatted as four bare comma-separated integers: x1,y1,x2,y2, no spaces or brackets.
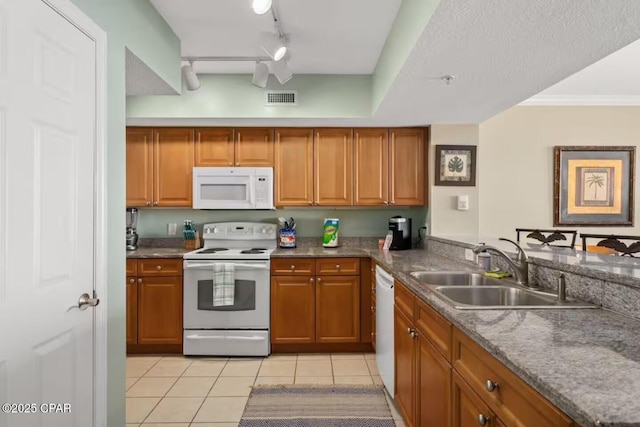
434,145,476,186
554,146,635,226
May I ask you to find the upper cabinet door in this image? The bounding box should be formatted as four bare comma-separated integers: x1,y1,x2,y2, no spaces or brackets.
274,128,314,206
126,128,153,207
154,128,194,207
389,128,425,206
354,128,389,206
194,128,234,167
235,128,275,167
314,128,353,206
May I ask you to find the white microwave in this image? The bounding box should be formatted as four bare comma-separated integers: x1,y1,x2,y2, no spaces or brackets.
192,167,275,210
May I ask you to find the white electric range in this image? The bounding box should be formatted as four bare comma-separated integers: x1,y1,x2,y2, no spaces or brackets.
182,222,277,356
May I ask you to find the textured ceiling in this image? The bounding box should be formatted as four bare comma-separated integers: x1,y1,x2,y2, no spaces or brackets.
125,48,177,96
150,0,402,74
374,0,640,124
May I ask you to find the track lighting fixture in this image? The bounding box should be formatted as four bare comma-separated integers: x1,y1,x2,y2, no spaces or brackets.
252,0,272,15
259,32,287,61
252,61,269,88
181,61,200,91
271,59,292,84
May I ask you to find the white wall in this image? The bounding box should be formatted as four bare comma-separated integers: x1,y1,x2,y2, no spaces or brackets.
429,124,480,235
479,106,640,237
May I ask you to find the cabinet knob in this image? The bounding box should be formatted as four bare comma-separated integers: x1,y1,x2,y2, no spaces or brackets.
236,162,240,166
308,201,313,205
335,264,341,270
412,331,418,339
310,277,314,282
137,278,142,283
317,277,321,282
156,265,162,270
129,278,134,283
384,201,389,205
146,201,151,206
390,200,395,205
228,161,233,166
485,379,499,392
477,414,490,426
407,327,412,335
290,265,296,270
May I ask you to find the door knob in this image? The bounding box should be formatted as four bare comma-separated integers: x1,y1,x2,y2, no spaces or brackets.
77,293,100,311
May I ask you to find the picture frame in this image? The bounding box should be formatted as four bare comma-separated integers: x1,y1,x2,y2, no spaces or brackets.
434,145,477,186
554,146,635,226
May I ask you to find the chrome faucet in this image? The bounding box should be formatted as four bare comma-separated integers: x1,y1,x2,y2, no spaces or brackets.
473,238,531,286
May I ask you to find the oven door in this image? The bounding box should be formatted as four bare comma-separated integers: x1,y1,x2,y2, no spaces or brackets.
193,168,255,209
183,260,269,329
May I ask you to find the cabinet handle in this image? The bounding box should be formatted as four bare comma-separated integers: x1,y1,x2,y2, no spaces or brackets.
137,278,142,284
156,265,162,270
477,414,490,426
129,278,134,283
485,379,499,392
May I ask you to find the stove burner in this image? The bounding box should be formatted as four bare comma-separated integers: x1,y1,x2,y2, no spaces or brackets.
241,249,265,254
199,248,229,254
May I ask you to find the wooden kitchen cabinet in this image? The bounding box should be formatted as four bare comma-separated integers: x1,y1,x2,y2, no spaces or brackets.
395,306,416,427
315,276,360,343
194,127,235,166
314,128,353,206
274,128,314,206
235,128,274,166
452,371,495,427
389,128,425,206
126,127,194,207
137,276,183,345
354,128,389,206
418,335,451,427
126,277,138,345
271,276,316,344
126,127,154,207
127,258,183,353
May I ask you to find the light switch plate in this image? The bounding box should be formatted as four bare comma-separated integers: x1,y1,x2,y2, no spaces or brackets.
465,249,475,261
168,223,177,235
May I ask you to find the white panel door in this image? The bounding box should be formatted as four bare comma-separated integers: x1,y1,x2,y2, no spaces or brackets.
0,0,97,426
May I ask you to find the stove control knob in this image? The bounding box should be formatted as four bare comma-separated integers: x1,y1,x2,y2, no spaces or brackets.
205,227,211,234
212,227,219,234
261,227,267,234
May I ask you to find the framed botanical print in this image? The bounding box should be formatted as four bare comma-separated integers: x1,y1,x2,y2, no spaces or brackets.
554,146,635,226
435,145,476,186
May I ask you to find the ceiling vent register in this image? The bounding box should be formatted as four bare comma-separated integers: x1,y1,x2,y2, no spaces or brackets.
266,90,297,106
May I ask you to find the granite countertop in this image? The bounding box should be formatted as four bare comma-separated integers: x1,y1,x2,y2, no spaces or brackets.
364,246,640,427
126,247,190,258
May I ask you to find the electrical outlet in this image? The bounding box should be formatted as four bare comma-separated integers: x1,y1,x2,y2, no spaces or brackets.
465,249,475,262
168,223,177,235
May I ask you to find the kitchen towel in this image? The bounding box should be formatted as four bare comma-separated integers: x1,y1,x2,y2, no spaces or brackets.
212,263,235,306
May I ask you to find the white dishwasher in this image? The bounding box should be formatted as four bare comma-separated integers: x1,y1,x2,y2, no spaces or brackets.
375,265,395,397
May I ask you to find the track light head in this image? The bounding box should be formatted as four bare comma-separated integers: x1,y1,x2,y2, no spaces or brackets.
252,0,272,15
271,59,292,85
181,61,200,91
260,32,287,61
252,61,269,88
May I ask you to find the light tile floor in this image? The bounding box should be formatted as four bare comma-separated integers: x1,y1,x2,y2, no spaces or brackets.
125,353,405,427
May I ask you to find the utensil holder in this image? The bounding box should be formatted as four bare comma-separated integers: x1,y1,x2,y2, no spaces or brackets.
279,229,296,248
185,230,201,250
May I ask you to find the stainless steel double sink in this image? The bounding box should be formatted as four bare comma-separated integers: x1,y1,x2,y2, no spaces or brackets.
409,271,597,310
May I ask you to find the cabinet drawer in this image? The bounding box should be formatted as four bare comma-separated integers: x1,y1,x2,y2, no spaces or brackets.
137,259,183,276
415,298,452,362
452,329,572,427
126,259,137,276
394,280,415,319
271,258,315,275
315,257,360,275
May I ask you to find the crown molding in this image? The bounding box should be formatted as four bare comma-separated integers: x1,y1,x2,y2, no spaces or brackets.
519,95,640,106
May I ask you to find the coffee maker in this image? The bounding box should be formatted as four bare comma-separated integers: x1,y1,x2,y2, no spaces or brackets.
389,216,411,250
126,208,139,251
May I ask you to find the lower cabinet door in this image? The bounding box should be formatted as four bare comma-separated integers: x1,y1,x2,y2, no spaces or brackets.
315,275,360,343
452,371,494,427
126,277,138,345
394,307,416,427
271,276,316,344
418,335,451,427
137,276,183,345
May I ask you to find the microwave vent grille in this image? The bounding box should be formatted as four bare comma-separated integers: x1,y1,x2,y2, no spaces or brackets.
266,90,297,106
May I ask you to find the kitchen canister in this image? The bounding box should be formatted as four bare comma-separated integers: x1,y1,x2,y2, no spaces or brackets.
322,218,339,247
279,228,296,248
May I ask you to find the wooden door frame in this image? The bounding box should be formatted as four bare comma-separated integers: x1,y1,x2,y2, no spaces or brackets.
41,0,108,425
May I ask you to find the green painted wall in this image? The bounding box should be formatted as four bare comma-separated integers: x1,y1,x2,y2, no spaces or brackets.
66,1,180,426
371,0,441,112
127,74,372,119
137,208,428,239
